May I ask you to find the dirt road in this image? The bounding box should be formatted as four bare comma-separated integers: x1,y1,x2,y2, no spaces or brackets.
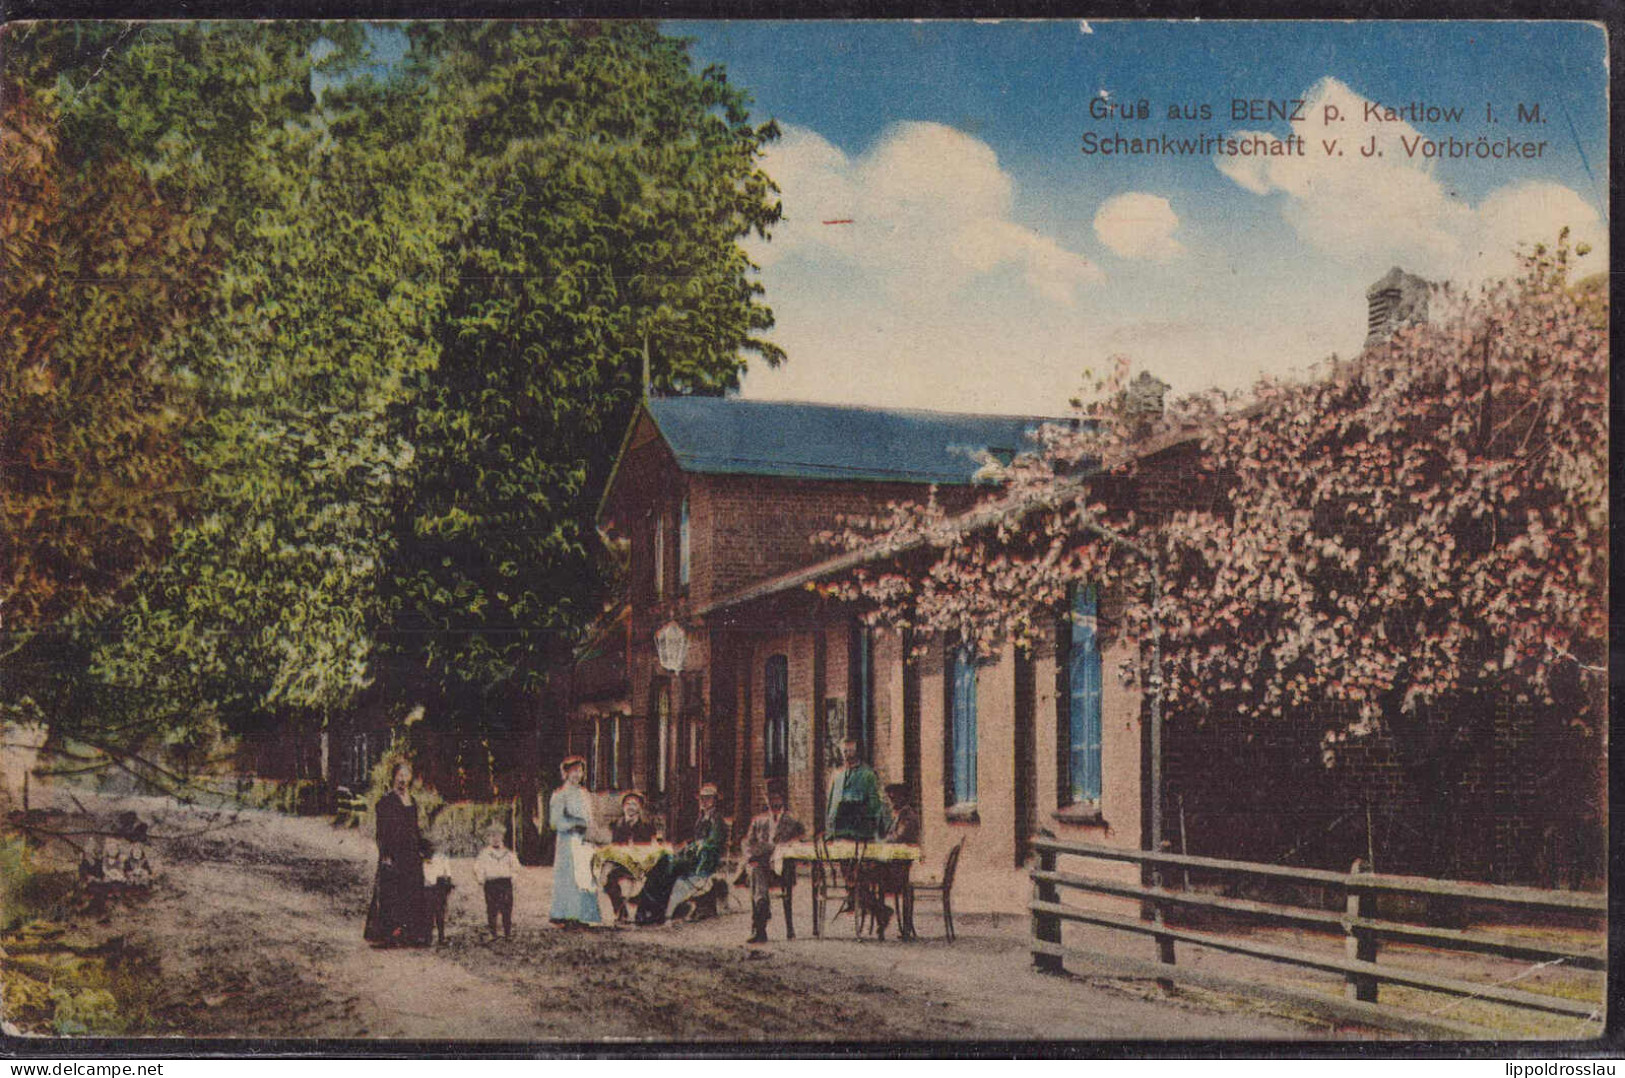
21,790,1334,1043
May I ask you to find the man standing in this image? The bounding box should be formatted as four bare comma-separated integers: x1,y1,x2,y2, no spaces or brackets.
825,737,892,938
825,738,886,840
742,779,805,944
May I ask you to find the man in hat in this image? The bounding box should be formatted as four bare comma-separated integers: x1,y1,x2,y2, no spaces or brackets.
825,738,886,841
636,783,728,924
604,790,659,923
742,779,806,943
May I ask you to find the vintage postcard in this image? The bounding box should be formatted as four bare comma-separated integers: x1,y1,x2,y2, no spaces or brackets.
0,19,1607,1048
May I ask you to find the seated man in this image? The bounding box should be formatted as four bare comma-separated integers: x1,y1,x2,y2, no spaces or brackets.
635,783,728,925
742,779,806,944
873,783,920,935
882,782,920,845
604,790,659,923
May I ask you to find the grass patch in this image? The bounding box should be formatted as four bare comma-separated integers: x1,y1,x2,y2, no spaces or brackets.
0,835,168,1036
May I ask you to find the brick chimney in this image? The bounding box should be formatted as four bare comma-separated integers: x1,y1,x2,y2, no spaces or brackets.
1125,370,1170,419
1365,267,1431,347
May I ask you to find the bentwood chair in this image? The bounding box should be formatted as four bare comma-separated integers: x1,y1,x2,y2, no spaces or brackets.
814,835,872,937
907,837,965,941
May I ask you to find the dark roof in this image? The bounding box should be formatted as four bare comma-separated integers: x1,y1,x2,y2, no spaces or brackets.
644,396,1062,485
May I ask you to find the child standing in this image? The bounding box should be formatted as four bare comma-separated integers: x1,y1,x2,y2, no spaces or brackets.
421,839,454,945
470,825,517,940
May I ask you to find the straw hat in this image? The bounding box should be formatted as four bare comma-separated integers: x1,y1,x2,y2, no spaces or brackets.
559,754,587,777
697,782,719,799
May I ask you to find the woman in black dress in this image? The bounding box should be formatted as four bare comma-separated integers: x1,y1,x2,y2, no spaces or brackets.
363,761,431,947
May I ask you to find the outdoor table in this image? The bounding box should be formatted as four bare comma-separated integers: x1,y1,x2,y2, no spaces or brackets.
773,840,922,939
591,842,675,888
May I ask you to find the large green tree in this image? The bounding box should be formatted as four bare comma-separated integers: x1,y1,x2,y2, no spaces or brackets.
92,69,471,743
1,23,334,740
6,21,785,776
386,22,783,698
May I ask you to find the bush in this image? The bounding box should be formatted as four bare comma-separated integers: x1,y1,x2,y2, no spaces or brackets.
51,986,121,1035
422,801,515,858
0,836,77,932
207,776,327,816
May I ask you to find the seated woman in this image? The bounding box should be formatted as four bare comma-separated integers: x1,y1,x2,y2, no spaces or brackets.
635,784,727,925
603,790,659,923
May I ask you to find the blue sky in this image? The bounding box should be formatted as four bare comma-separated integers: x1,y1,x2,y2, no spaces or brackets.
673,20,1609,413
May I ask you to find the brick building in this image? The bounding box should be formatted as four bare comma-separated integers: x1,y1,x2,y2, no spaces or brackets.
573,359,1600,889
581,394,1216,885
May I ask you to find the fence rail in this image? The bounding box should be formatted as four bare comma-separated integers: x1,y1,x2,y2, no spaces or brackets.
1029,837,1605,1038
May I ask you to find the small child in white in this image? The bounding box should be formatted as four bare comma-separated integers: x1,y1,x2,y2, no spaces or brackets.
421,839,453,945
470,826,517,940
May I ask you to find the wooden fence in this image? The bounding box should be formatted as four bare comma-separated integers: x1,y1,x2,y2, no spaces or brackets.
1029,837,1606,1039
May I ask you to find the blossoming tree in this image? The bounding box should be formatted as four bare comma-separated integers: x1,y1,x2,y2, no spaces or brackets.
822,238,1606,879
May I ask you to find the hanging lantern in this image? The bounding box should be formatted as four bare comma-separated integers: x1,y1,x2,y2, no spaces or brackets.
655,621,689,674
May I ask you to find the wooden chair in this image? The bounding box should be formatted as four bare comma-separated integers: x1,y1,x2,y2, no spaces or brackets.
907,837,965,941
813,835,872,937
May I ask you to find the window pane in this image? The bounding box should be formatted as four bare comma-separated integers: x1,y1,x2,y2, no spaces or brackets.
678,497,691,588
765,655,788,779
654,514,665,596
591,720,603,791
950,647,978,805
1068,586,1103,803
656,685,670,794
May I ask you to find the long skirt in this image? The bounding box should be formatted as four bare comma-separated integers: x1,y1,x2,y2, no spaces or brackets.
550,833,602,924
363,861,431,945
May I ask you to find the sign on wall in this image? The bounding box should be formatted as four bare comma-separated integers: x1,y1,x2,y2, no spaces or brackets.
824,698,847,766
788,700,810,773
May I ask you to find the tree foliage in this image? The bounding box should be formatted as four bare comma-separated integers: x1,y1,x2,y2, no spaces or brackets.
92,73,472,728
4,21,783,754
826,238,1608,759
386,22,782,695
1,81,202,639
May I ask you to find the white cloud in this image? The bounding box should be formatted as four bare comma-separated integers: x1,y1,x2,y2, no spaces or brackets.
1093,192,1185,261
751,121,1103,306
1215,76,1607,282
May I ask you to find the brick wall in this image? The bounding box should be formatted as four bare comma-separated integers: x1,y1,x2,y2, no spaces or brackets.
693,473,981,604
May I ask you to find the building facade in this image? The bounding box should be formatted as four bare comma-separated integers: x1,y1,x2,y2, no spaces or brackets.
589,395,1185,881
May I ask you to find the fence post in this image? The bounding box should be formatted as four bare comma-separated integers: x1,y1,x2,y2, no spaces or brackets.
1153,841,1176,988
1032,845,1063,973
1344,857,1379,1002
